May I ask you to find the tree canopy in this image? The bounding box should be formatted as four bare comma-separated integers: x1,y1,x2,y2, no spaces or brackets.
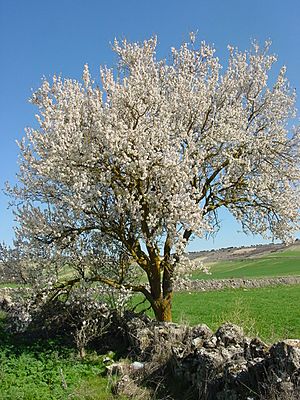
9,35,300,321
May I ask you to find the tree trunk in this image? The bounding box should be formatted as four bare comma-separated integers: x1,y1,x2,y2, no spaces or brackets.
153,260,174,322
145,255,174,322
153,294,173,322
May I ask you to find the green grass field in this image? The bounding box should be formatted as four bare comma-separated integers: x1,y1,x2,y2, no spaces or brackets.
172,284,300,342
192,247,300,280
136,284,300,343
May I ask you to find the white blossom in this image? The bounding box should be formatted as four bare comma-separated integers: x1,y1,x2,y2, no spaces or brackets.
7,34,300,320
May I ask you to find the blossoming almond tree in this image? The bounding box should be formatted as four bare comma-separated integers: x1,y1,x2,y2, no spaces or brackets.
9,35,300,321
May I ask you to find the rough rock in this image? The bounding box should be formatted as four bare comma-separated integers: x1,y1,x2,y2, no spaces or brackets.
0,288,13,310
269,339,300,374
112,374,152,399
124,312,191,361
121,315,300,399
245,337,269,360
266,339,300,392
171,326,300,399
191,323,213,340
215,323,245,346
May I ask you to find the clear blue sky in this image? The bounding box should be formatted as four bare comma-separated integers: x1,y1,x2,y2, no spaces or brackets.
0,0,299,250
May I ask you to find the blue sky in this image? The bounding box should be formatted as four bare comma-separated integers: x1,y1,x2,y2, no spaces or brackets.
0,0,299,250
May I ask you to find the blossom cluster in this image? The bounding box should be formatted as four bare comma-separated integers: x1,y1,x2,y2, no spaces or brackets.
172,255,210,290
4,278,132,334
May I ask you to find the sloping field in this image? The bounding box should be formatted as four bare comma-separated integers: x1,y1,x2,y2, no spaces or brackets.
192,246,300,280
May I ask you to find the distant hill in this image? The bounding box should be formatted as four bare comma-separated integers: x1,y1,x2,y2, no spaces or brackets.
188,239,300,263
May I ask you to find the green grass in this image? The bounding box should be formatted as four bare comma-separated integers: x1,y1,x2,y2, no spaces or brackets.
0,312,127,400
192,247,300,280
171,284,300,343
0,351,114,400
134,284,300,343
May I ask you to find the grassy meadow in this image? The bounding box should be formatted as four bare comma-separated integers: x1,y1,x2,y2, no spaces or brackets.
172,285,300,343
134,284,300,343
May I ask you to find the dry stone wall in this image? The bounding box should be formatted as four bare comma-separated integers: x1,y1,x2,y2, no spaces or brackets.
114,314,300,399
177,276,300,292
